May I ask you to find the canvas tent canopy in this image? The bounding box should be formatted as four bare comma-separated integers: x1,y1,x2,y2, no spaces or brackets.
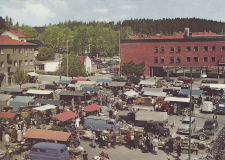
58,91,85,96
0,112,16,119
209,84,225,89
9,96,34,111
109,82,126,87
179,89,203,96
97,79,112,84
3,88,23,93
28,72,38,76
82,104,102,112
33,104,57,111
164,97,190,103
26,90,52,95
139,80,155,85
33,98,64,106
58,80,71,84
23,129,71,142
143,91,167,97
141,87,163,92
53,110,78,122
76,81,96,86
82,87,100,92
0,95,12,110
123,90,138,97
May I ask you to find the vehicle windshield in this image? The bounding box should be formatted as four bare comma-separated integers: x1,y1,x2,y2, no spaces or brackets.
205,122,213,125
182,121,190,124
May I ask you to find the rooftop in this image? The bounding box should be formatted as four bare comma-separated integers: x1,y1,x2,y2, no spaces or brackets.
7,29,26,38
0,35,36,45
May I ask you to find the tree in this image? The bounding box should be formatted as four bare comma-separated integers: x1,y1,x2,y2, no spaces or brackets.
60,51,86,78
0,16,6,34
18,25,38,40
36,47,54,61
12,68,29,88
121,61,145,77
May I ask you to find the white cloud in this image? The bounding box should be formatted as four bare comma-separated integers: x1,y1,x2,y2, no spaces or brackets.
121,5,138,9
93,8,108,13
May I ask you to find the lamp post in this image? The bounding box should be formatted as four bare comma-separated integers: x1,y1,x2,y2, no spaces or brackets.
188,67,193,160
67,40,68,80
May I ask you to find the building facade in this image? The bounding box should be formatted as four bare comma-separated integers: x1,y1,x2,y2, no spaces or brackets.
1,29,27,42
0,35,36,87
121,28,225,77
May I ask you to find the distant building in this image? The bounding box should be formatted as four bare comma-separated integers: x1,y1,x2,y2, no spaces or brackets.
27,40,46,57
1,29,27,42
0,35,36,87
33,27,46,34
78,56,96,74
121,28,225,77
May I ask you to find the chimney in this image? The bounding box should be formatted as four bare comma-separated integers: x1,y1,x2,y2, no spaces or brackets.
184,28,190,37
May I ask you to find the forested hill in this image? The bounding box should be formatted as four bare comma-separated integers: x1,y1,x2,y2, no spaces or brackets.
119,18,225,35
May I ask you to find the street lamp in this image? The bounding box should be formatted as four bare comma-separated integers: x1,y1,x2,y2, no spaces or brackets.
188,67,193,160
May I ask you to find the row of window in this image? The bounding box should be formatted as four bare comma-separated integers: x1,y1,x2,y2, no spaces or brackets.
154,57,216,63
153,46,224,53
0,48,34,55
0,60,33,68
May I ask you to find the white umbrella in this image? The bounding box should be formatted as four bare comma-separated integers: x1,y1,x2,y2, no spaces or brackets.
123,90,138,97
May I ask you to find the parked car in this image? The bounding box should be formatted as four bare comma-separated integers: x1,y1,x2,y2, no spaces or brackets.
159,77,174,82
111,75,126,82
170,80,184,87
177,117,197,134
178,76,194,83
99,69,110,74
202,119,219,135
181,84,190,89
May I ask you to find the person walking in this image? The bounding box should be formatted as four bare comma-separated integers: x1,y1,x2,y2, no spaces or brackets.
111,132,117,148
91,132,96,148
83,151,88,160
152,136,159,155
4,133,10,147
177,143,182,160
134,132,139,149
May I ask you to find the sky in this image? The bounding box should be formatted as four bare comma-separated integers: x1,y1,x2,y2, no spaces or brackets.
1,0,225,27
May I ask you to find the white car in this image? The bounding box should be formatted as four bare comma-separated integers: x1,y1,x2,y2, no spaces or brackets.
99,69,110,74
112,56,119,59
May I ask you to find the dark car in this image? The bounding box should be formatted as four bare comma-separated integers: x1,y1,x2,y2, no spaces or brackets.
203,119,219,133
111,75,126,82
159,77,174,82
127,76,141,85
145,122,170,137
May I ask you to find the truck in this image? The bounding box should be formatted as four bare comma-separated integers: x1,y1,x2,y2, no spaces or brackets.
119,110,168,127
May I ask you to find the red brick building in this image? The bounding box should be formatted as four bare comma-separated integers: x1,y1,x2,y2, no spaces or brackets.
120,28,225,77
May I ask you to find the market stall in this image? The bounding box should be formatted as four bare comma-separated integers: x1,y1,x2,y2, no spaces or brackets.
33,98,64,106
26,89,53,99
33,104,57,111
3,88,24,96
82,104,103,116
53,110,78,122
0,112,16,119
9,96,34,111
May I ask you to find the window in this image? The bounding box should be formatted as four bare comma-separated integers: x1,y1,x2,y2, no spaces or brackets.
154,57,158,63
31,148,38,152
170,47,174,53
176,57,181,63
19,60,23,66
194,46,198,51
211,46,216,51
25,48,28,54
30,60,33,65
186,46,191,52
154,47,158,53
170,57,174,63
14,61,18,66
203,46,208,51
211,57,216,62
30,48,33,53
203,57,208,62
194,57,198,62
0,61,4,68
177,46,181,53
0,49,3,54
13,49,17,54
160,57,164,63
19,48,22,54
186,57,191,62
160,47,164,53
25,60,28,66
221,46,225,51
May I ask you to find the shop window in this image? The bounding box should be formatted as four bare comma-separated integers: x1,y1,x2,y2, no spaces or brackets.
176,57,181,63
160,57,164,63
186,46,191,52
170,47,174,53
154,47,158,53
194,57,198,62
170,57,174,63
160,47,164,53
194,46,198,51
211,57,216,62
211,46,216,51
203,46,208,51
203,57,208,62
177,46,181,53
154,57,158,63
186,57,191,62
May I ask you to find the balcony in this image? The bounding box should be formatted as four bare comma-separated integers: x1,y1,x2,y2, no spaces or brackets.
7,59,12,64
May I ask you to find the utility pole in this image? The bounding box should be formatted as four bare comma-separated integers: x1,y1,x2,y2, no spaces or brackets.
188,67,193,160
67,40,68,80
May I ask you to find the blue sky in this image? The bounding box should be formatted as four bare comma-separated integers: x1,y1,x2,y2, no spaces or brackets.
0,0,225,27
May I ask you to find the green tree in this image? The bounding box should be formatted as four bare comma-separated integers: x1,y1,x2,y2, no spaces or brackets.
36,47,54,61
121,61,145,77
60,51,86,78
18,25,38,40
0,16,6,34
12,68,29,88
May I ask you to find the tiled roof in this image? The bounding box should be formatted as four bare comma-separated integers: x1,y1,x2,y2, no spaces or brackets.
9,29,26,38
0,35,35,45
79,56,87,63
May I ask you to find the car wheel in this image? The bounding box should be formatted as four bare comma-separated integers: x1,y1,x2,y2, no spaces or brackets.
199,134,206,141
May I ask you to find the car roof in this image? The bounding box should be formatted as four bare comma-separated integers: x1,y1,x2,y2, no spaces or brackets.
32,142,66,149
205,119,216,122
183,117,195,121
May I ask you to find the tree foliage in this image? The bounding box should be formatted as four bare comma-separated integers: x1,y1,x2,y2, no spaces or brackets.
0,16,6,34
18,25,39,40
12,68,29,85
121,61,145,77
60,52,86,78
36,47,54,61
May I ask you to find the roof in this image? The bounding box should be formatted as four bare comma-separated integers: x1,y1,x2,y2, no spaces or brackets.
33,98,63,105
59,91,85,96
11,96,34,103
26,90,52,95
179,89,203,96
164,97,190,103
23,129,71,141
32,142,66,149
27,40,45,48
82,87,100,92
0,35,35,46
0,95,12,101
53,110,78,122
33,104,57,111
85,116,111,121
143,91,167,97
78,56,87,63
58,80,71,84
109,82,126,87
33,27,46,34
82,103,102,112
97,79,112,83
3,88,23,93
141,87,163,92
8,29,26,38
10,96,34,111
139,80,155,85
76,81,96,86
0,112,16,119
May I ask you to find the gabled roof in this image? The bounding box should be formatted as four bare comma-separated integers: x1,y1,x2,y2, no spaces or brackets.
8,29,26,38
79,56,87,63
33,27,46,34
27,40,45,48
0,35,35,46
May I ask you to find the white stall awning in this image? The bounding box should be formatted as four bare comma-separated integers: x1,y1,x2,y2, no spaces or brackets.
76,81,96,86
33,104,57,111
164,97,190,103
139,80,155,85
26,90,52,95
143,91,167,97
